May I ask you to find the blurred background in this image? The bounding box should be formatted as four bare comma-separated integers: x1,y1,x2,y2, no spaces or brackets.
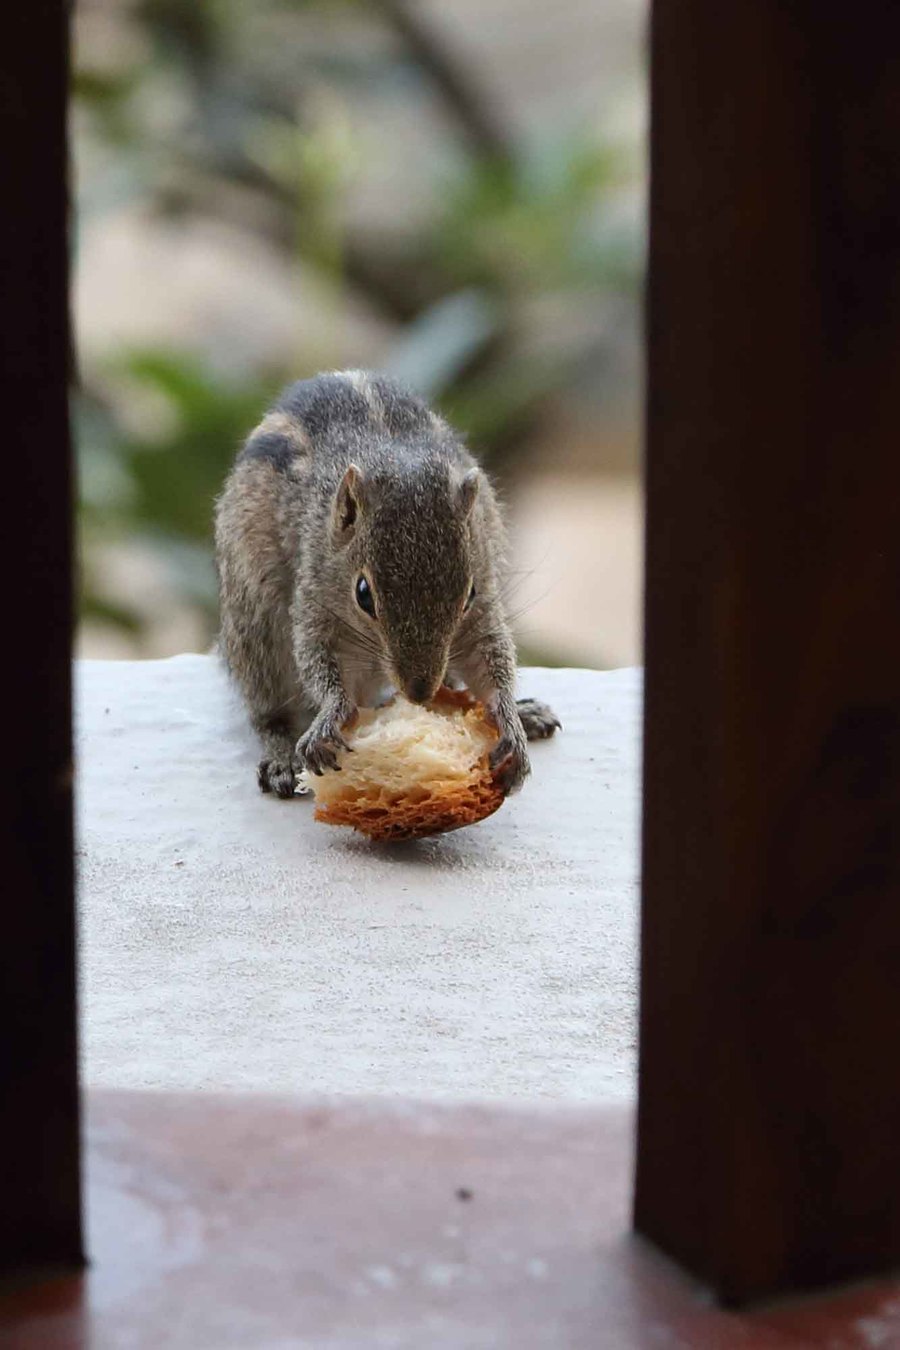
73,0,646,669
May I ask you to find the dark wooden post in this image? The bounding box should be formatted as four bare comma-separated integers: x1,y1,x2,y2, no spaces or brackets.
0,0,82,1276
637,0,900,1305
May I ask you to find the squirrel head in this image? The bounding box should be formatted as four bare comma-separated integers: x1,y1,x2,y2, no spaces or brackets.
330,456,485,703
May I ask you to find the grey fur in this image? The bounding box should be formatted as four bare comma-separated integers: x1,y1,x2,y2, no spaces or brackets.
214,371,560,799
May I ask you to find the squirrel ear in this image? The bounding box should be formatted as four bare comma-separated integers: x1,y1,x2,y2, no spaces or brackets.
459,467,481,517
334,464,364,540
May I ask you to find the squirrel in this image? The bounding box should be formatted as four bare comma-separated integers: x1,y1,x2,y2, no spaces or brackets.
214,370,560,799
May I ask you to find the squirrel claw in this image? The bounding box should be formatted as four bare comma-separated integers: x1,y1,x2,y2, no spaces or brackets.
295,722,351,776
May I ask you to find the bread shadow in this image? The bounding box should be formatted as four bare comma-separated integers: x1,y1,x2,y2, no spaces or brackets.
330,830,497,872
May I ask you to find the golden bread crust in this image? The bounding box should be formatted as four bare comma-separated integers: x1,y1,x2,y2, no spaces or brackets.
311,687,505,841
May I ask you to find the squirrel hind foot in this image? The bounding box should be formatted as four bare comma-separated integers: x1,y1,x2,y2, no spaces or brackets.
517,697,562,741
257,755,299,798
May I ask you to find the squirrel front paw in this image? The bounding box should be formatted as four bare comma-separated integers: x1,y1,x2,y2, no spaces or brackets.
296,709,354,776
490,729,531,796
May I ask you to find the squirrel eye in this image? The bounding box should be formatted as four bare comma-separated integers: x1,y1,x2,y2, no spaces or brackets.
464,583,476,612
355,574,376,617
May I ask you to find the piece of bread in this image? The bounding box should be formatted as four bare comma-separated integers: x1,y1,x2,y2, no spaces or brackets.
300,687,505,842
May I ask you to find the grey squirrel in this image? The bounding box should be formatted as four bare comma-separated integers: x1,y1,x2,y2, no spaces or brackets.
214,370,560,798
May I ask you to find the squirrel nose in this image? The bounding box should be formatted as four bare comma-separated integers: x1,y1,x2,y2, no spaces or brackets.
405,677,432,705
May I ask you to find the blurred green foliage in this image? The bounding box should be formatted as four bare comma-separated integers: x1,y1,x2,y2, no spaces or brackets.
74,0,642,647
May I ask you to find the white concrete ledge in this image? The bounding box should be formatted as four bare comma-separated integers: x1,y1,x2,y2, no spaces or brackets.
76,657,642,1102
